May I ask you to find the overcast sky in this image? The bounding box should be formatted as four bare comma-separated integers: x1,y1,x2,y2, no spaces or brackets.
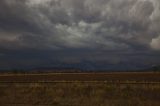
0,0,160,70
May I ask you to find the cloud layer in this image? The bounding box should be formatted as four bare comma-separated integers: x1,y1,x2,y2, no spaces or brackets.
0,0,160,70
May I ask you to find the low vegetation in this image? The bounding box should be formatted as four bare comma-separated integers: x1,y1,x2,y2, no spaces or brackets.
0,82,160,106
0,72,160,106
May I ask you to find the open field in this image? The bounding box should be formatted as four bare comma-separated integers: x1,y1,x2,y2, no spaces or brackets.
0,72,160,106
0,72,160,83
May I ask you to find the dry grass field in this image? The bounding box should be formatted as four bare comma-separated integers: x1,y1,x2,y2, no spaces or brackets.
0,72,160,106
0,72,160,82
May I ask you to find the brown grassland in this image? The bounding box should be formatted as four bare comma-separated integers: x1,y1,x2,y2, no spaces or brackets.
0,72,160,106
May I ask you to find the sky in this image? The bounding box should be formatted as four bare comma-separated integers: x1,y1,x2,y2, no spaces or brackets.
0,0,160,70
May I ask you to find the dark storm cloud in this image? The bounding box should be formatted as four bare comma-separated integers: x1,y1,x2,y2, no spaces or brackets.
0,0,160,70
0,0,157,49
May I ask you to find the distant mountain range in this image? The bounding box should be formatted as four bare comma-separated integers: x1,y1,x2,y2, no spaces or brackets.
0,61,160,73
146,65,160,72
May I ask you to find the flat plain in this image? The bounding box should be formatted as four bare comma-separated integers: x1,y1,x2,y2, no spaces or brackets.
0,72,160,106
0,72,160,82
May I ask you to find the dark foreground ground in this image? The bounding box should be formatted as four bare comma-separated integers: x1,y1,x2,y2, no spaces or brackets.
0,72,160,106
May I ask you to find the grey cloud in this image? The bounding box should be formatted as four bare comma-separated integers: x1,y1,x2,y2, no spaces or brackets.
150,35,160,50
0,0,159,51
0,0,160,70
